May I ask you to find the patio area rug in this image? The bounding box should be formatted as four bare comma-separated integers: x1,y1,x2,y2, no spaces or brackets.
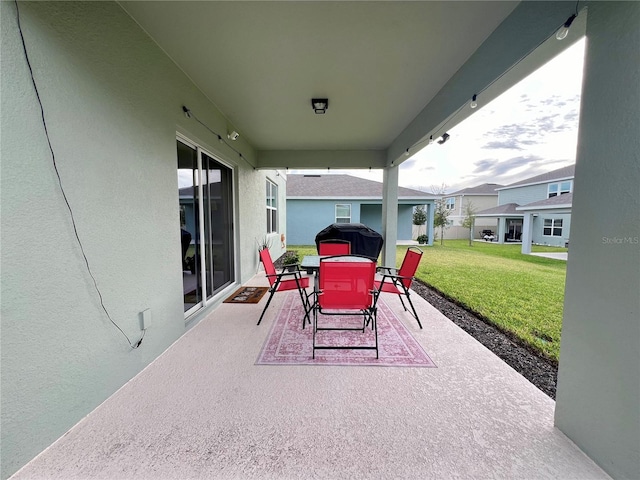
257,292,436,367
224,286,269,304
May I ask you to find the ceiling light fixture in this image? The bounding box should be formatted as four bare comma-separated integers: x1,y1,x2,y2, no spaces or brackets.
438,133,450,145
311,98,329,114
556,13,577,40
429,135,434,145
228,130,239,141
470,94,478,109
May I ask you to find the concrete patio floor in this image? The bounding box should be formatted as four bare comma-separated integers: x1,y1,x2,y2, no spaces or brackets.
12,274,608,479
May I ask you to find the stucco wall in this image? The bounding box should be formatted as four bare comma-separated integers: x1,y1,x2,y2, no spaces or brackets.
554,2,640,478
0,2,274,478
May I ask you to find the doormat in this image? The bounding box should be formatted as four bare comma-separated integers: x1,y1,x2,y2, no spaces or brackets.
257,292,436,367
224,286,269,304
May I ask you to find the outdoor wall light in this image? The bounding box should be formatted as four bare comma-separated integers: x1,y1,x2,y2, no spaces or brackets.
311,98,329,114
438,133,450,145
228,130,240,141
556,14,577,40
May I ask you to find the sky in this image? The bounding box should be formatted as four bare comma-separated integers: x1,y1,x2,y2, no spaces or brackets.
298,38,586,194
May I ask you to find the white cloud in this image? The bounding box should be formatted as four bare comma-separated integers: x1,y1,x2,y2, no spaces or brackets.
400,38,585,193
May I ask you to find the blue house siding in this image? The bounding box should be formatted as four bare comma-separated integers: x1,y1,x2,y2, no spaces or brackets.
287,200,417,245
360,204,381,233
498,184,548,206
398,205,414,239
531,214,571,246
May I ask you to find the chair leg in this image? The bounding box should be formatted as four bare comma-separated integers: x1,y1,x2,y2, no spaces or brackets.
297,286,312,329
404,293,423,329
312,303,317,359
256,289,276,325
398,293,409,313
373,310,378,359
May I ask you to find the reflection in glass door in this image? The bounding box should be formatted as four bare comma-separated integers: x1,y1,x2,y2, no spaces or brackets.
177,139,234,315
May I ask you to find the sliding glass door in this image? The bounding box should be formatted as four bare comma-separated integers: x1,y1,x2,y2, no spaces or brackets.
177,138,234,316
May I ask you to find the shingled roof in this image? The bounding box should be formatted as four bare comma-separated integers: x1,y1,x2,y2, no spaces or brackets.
287,174,437,199
448,183,503,196
517,192,573,210
497,164,575,190
475,203,522,216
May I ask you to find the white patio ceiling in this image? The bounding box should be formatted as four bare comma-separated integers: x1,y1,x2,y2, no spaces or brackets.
118,1,581,168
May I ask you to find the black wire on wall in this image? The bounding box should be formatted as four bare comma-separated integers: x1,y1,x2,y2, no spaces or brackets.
14,0,144,349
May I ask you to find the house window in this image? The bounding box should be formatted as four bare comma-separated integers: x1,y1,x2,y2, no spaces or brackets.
445,198,455,210
335,204,351,223
548,180,572,198
266,180,277,233
543,218,563,237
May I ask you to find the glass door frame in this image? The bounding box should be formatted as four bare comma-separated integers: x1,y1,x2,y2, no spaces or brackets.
177,133,236,318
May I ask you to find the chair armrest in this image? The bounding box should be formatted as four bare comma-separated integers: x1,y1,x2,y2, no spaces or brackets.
376,265,398,274
265,270,304,280
381,273,413,282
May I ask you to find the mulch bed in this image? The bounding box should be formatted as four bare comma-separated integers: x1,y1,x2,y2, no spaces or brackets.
411,280,558,399
274,253,558,399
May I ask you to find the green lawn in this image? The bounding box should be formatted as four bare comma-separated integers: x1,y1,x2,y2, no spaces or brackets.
286,241,567,362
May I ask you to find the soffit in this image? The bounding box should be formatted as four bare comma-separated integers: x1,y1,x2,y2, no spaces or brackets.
119,1,518,151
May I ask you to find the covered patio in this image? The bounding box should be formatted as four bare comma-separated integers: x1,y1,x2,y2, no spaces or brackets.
11,278,607,479
2,1,638,479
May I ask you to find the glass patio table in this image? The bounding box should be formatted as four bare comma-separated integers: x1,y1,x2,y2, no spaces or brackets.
301,255,373,274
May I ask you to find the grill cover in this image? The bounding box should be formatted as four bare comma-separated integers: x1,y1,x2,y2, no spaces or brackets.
315,223,384,260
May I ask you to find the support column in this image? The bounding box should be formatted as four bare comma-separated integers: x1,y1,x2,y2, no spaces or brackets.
381,166,399,266
554,3,640,479
497,217,507,244
521,213,533,254
427,203,434,246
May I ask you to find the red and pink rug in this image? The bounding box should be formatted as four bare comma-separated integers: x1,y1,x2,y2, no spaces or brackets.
256,292,437,367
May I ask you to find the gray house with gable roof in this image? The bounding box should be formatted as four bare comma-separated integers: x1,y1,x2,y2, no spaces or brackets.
441,183,502,240
286,174,437,246
476,165,575,251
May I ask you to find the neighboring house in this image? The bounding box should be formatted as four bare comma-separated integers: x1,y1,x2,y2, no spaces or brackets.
286,174,437,245
440,183,502,239
475,165,574,251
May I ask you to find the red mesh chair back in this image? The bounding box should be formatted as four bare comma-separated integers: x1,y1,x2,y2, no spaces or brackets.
314,255,379,358
374,247,423,329
257,248,311,327
318,240,351,255
259,248,278,287
397,247,423,289
318,257,376,311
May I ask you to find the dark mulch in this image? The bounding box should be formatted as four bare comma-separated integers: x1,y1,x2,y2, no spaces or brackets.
411,280,558,399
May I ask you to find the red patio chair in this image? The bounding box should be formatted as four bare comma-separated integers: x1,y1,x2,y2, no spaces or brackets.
257,248,311,327
318,239,351,255
375,246,423,329
313,255,379,358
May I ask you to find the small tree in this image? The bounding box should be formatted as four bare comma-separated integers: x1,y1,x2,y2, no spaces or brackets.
461,200,477,246
412,205,427,239
431,183,450,245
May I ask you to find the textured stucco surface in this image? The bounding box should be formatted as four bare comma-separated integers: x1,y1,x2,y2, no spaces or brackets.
0,2,275,478
554,2,640,478
11,277,609,480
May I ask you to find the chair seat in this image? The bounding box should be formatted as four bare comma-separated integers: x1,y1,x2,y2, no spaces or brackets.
374,280,403,294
